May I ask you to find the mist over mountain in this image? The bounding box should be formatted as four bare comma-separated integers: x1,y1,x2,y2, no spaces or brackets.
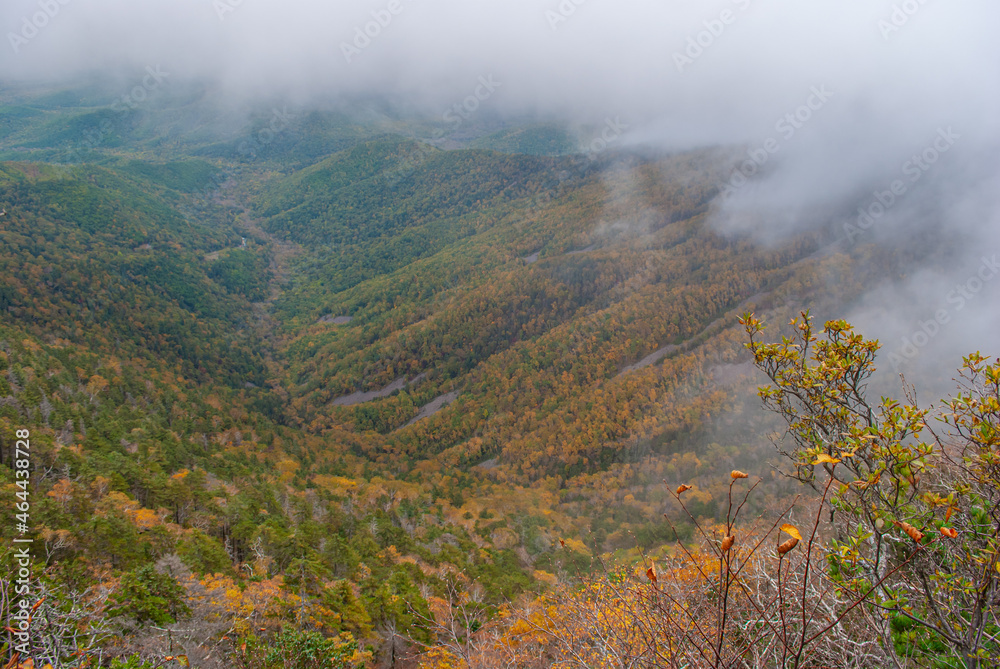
1,2,998,666
4,2,997,378
3,0,997,146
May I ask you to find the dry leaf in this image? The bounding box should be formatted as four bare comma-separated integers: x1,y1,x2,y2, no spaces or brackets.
731,470,749,479
777,537,799,555
893,520,924,543
812,453,841,465
721,535,735,552
780,524,802,541
940,527,958,539
676,484,692,494
646,567,657,583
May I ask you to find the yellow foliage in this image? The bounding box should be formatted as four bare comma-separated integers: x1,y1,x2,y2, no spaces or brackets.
39,528,75,551
98,491,139,517
313,474,360,495
105,357,122,375
89,476,112,499
419,648,462,669
131,508,160,531
275,459,298,484
562,537,591,556
197,574,287,633
533,569,558,586
780,523,802,541
86,374,109,395
379,545,403,563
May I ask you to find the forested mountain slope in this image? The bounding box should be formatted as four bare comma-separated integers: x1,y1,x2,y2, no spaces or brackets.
0,85,946,667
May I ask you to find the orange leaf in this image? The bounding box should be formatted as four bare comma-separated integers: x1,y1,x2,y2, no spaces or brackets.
893,520,924,543
721,535,735,552
777,537,799,556
676,484,692,495
940,527,958,539
646,567,657,584
730,470,749,480
780,524,802,541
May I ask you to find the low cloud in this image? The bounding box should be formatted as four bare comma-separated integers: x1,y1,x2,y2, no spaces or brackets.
2,0,998,374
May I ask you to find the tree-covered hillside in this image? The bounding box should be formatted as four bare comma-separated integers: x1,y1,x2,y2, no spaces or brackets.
0,84,985,669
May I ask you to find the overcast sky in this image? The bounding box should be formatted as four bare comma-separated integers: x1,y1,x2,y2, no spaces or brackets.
2,0,996,130
2,0,998,394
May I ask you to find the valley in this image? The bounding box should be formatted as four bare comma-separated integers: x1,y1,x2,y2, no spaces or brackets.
0,81,982,668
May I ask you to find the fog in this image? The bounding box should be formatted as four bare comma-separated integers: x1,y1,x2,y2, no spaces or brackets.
2,0,998,396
